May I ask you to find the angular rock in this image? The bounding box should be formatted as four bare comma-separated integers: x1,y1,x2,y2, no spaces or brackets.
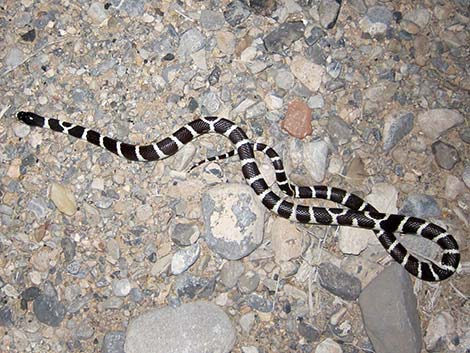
290,55,324,92
224,1,251,26
220,261,245,288
359,263,422,353
263,22,305,53
270,218,303,262
417,109,464,140
399,194,440,218
102,331,126,353
281,99,312,139
303,139,329,182
383,111,415,152
200,10,225,31
318,263,362,301
49,183,77,216
125,301,236,353
319,0,342,29
171,243,201,275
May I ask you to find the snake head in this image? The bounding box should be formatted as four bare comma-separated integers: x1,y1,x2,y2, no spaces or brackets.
17,111,44,127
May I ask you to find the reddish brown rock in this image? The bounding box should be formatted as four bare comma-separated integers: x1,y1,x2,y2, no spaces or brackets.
280,99,313,139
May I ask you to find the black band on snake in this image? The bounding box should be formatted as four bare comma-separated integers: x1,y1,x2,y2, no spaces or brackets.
16,111,460,282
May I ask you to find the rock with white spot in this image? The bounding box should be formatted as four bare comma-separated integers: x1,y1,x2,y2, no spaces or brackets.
171,243,201,275
50,183,77,216
202,183,265,260
112,279,131,297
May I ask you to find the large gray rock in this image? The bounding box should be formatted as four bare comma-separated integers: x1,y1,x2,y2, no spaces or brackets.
359,263,422,353
125,301,236,353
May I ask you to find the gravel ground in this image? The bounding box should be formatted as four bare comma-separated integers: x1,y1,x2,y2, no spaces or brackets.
0,1,469,353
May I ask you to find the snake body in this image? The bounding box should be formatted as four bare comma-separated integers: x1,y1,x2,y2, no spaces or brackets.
17,111,460,281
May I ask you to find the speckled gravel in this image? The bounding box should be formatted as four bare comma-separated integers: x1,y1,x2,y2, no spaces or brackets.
0,1,469,353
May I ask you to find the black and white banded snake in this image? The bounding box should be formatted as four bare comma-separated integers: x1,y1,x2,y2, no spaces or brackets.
16,111,460,282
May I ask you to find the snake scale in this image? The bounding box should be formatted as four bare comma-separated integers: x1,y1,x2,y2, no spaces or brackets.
17,111,460,281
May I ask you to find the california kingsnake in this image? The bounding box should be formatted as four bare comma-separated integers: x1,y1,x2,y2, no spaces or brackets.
16,111,460,282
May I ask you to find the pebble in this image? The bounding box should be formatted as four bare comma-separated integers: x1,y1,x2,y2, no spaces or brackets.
275,69,295,90
27,197,49,219
13,123,31,138
319,0,342,29
102,331,126,353
281,99,313,139
315,338,343,353
224,1,251,27
298,322,320,342
216,31,236,55
318,263,362,301
382,111,415,152
170,222,200,246
175,273,215,299
49,183,77,216
327,116,352,146
87,2,108,25
360,6,393,36
33,294,66,327
263,21,305,53
125,301,236,353
459,127,470,144
303,139,329,182
359,263,422,353
431,141,460,170
219,261,245,288
264,93,283,110
200,10,225,31
241,347,259,353
417,109,464,140
112,279,131,297
463,166,470,189
307,94,324,109
5,47,24,67
399,194,441,218
201,91,221,114
238,270,260,294
270,218,303,262
178,28,206,58
424,312,456,351
239,312,255,334
445,174,465,200
290,55,324,92
202,183,264,260
0,306,13,327
171,243,201,275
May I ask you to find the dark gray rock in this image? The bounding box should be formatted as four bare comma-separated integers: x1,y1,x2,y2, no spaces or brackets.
21,29,36,42
431,141,460,170
400,194,441,218
0,306,13,326
298,321,320,342
102,331,126,353
327,116,353,145
219,261,245,288
305,27,326,46
263,22,305,53
175,273,215,299
383,112,415,152
246,293,273,312
460,127,470,144
170,222,200,246
33,294,66,327
224,1,251,27
21,287,41,301
318,263,362,301
359,263,422,353
125,301,236,353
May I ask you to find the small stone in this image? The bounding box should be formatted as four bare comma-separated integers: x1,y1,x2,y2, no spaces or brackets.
49,183,77,216
5,47,24,67
298,322,320,343
216,31,236,55
178,28,206,58
171,243,201,275
315,338,343,353
403,8,430,29
270,218,303,262
201,91,221,115
424,312,456,352
281,99,312,139
318,263,361,301
319,0,342,29
238,270,260,294
307,95,324,109
239,312,255,334
445,174,465,200
245,102,267,119
125,301,236,353
400,194,440,218
327,116,352,146
21,28,36,42
275,70,295,90
360,6,393,37
264,93,283,110
200,10,225,31
220,261,245,288
33,294,66,327
87,2,108,24
383,111,415,152
112,279,131,297
290,55,324,92
431,141,460,170
263,22,305,53
459,127,470,144
224,1,251,27
135,204,153,222
103,330,126,353
463,167,470,189
326,61,341,78
170,222,200,246
304,140,329,182
0,306,13,327
417,109,464,140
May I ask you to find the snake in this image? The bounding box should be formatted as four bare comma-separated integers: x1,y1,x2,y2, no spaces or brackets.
16,111,460,282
